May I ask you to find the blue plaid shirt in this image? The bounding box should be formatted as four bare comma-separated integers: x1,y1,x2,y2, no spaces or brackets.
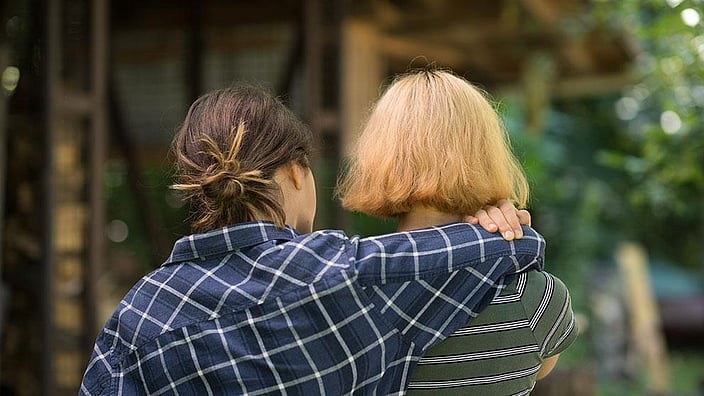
80,221,545,395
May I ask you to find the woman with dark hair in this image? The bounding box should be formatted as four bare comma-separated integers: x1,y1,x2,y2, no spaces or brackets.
338,69,577,395
79,85,543,395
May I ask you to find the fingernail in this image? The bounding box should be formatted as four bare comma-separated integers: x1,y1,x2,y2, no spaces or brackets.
489,223,498,231
503,230,514,240
515,229,523,239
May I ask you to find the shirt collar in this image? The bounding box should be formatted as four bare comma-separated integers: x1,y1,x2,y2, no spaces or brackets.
163,221,299,265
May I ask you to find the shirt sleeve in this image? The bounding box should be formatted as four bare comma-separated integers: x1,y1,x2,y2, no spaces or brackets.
347,223,545,285
79,331,114,395
524,271,578,358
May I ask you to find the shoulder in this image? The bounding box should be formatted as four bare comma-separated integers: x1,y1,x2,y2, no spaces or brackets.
520,271,571,309
518,271,578,357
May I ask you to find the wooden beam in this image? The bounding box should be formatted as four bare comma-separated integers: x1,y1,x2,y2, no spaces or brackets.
112,0,300,31
112,30,290,64
561,39,596,74
387,23,529,48
380,35,467,69
519,0,562,26
371,0,501,33
520,0,599,74
497,72,634,99
552,72,633,98
371,0,403,28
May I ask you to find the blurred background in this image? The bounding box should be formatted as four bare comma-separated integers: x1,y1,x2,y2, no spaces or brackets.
1,0,703,395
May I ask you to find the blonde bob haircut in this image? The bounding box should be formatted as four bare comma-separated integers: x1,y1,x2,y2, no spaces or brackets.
337,69,529,217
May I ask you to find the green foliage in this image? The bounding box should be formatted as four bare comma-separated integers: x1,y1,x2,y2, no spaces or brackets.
346,212,398,237
592,0,704,269
504,0,704,274
502,96,630,325
501,2,704,391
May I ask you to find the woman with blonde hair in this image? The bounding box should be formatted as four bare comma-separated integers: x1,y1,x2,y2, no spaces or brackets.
338,69,577,395
80,85,543,395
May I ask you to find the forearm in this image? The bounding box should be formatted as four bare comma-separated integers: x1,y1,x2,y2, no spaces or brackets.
351,223,545,284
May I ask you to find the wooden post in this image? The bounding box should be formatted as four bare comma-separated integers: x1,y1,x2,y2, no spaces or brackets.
617,242,669,395
43,0,61,392
340,19,384,158
304,0,322,139
0,46,7,287
87,0,109,350
44,0,110,392
521,52,555,134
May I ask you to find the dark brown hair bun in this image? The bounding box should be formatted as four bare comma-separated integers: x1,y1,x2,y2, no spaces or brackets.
171,86,313,232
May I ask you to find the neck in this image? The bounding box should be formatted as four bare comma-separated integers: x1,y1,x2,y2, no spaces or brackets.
396,206,463,232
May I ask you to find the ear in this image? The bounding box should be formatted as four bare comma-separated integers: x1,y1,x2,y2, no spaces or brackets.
287,161,306,191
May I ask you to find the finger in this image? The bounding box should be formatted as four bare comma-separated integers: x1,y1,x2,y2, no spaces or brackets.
463,215,480,225
474,209,498,232
517,210,532,227
485,205,514,240
498,200,523,239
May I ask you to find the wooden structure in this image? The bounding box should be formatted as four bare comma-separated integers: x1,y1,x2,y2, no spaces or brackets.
43,0,108,393
617,243,670,395
0,0,632,394
339,0,632,143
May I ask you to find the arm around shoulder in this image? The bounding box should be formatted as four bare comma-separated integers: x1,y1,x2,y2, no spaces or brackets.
348,223,545,282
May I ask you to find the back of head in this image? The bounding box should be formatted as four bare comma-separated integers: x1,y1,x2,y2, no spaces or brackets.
337,69,528,217
172,86,313,232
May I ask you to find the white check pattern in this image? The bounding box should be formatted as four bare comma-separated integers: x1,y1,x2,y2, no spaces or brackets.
80,221,545,395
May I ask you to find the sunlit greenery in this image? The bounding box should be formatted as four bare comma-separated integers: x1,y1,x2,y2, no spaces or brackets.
504,0,704,274
592,0,704,269
505,1,704,394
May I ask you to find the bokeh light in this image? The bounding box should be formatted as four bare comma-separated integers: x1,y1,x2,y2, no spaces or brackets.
660,110,682,134
1,66,20,94
615,97,639,120
106,219,129,243
681,8,701,27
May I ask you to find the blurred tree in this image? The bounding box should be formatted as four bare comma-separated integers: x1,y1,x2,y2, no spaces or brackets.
503,95,630,305
592,0,704,270
507,0,704,278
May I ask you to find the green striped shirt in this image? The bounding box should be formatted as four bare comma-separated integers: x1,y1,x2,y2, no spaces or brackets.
408,270,577,395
